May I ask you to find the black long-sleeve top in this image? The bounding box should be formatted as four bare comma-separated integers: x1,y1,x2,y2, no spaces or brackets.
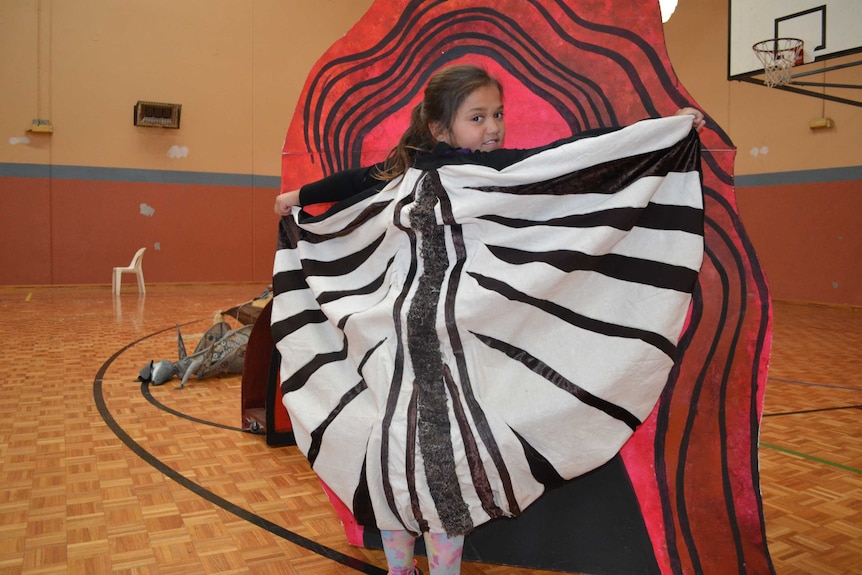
298,129,619,207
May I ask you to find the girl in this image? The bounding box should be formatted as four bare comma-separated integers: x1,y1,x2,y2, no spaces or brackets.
274,65,705,575
275,65,703,215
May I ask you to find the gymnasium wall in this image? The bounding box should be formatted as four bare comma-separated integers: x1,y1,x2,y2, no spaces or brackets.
0,0,859,305
665,0,861,307
0,0,372,286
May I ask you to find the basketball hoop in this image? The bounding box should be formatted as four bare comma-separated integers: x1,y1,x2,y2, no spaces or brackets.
752,38,804,87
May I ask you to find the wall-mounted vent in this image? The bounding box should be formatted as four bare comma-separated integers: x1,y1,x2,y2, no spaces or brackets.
134,101,181,129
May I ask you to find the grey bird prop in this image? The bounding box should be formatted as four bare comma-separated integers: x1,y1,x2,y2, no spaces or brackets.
137,322,252,388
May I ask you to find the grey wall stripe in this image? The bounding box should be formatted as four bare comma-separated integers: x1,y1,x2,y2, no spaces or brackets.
2,162,859,190
0,163,50,178
0,162,281,189
735,166,862,188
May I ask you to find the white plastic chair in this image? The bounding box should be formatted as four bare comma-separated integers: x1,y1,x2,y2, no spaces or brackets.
112,247,147,295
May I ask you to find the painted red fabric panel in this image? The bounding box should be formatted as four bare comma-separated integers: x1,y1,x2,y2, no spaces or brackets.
280,1,773,573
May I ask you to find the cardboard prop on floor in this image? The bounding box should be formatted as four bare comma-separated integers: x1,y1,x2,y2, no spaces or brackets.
138,289,272,390
138,322,252,389
273,1,774,573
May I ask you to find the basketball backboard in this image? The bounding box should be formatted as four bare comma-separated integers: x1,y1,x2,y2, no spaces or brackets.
728,0,862,80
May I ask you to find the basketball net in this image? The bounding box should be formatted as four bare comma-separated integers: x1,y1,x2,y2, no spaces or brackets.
752,38,804,87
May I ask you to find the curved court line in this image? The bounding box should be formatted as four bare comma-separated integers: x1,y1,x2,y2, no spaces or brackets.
141,382,246,432
93,328,386,575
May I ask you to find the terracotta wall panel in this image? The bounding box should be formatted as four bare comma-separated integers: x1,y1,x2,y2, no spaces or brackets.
736,180,861,305
49,179,256,285
0,178,52,285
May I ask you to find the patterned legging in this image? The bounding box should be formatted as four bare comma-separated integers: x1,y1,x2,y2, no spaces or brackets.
381,530,464,575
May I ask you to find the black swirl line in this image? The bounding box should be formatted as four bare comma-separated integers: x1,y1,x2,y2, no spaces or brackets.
93,327,386,575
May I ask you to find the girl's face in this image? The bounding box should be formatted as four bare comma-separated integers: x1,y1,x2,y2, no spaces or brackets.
433,85,505,152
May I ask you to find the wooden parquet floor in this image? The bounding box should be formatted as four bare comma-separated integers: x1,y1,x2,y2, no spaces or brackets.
0,284,859,575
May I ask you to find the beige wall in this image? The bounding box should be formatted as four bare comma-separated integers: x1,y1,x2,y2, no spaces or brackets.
664,0,861,174
665,0,861,306
0,0,373,175
4,0,856,176
1,0,859,304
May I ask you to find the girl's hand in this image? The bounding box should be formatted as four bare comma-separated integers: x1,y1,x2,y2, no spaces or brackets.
275,190,300,216
675,107,706,132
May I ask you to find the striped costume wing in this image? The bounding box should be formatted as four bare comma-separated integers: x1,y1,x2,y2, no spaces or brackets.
271,115,704,535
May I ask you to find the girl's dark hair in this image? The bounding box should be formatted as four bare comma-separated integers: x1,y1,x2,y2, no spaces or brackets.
374,65,502,181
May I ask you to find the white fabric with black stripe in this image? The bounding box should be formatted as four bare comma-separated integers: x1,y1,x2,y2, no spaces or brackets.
271,115,704,536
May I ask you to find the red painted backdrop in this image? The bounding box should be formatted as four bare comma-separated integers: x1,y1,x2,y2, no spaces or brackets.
280,1,774,573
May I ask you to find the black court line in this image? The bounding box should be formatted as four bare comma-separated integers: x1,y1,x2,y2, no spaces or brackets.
141,382,246,432
94,327,386,575
761,377,862,476
763,404,862,417
764,378,862,416
768,377,862,392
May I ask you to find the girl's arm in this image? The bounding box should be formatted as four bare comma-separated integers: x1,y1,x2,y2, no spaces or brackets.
274,165,385,216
